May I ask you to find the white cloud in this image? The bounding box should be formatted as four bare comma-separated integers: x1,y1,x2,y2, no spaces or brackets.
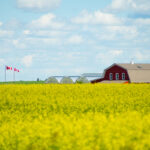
23,30,31,35
96,50,123,65
0,30,14,37
72,10,122,25
17,0,61,11
31,30,68,37
30,13,64,29
0,22,3,26
110,0,130,11
25,37,61,45
58,52,82,61
67,35,84,44
42,38,60,45
0,58,5,64
110,50,123,56
6,19,21,29
12,40,26,49
109,0,150,14
105,26,137,34
94,25,138,41
12,40,19,46
96,52,112,65
22,55,33,67
134,18,150,25
104,26,138,39
135,51,150,61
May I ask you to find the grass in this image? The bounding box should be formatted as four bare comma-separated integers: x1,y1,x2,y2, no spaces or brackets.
0,81,45,84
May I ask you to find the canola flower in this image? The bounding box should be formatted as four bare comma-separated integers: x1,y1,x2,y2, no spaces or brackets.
0,84,150,150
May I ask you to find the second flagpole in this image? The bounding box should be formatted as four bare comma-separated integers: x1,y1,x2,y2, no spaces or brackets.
13,69,15,82
5,65,6,82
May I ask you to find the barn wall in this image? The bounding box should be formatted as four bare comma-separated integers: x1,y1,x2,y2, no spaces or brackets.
91,65,129,83
104,65,129,80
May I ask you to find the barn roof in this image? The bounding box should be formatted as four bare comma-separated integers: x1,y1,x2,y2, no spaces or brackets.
117,63,150,70
117,63,150,83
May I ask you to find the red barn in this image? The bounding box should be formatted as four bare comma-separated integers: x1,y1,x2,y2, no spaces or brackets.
91,63,150,83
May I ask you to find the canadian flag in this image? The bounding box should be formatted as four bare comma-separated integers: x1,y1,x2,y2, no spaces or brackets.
14,68,19,72
6,66,12,70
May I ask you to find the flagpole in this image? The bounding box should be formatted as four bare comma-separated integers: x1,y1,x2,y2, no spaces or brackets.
5,65,6,82
13,69,15,82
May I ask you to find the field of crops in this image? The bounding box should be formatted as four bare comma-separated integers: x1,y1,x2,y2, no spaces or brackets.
0,84,150,150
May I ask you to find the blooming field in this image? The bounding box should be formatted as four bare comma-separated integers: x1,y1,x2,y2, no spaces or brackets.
0,84,150,150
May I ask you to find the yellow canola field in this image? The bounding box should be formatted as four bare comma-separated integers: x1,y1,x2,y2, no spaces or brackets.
0,84,150,150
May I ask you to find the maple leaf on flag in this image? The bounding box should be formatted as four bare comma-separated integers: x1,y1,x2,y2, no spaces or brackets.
14,68,20,72
6,66,12,70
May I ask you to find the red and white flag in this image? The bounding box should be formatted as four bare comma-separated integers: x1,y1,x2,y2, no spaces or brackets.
6,66,12,70
14,68,19,72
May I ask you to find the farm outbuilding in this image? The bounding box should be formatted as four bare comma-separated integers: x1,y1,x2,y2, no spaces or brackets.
91,63,150,83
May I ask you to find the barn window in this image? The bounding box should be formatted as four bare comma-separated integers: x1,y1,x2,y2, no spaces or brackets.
109,73,113,80
122,73,125,80
116,73,119,80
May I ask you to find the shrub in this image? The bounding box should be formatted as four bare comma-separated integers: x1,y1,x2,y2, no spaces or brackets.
76,76,89,84
60,77,74,84
45,77,59,84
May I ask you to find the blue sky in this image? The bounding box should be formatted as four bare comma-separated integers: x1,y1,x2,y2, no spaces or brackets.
0,0,150,81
